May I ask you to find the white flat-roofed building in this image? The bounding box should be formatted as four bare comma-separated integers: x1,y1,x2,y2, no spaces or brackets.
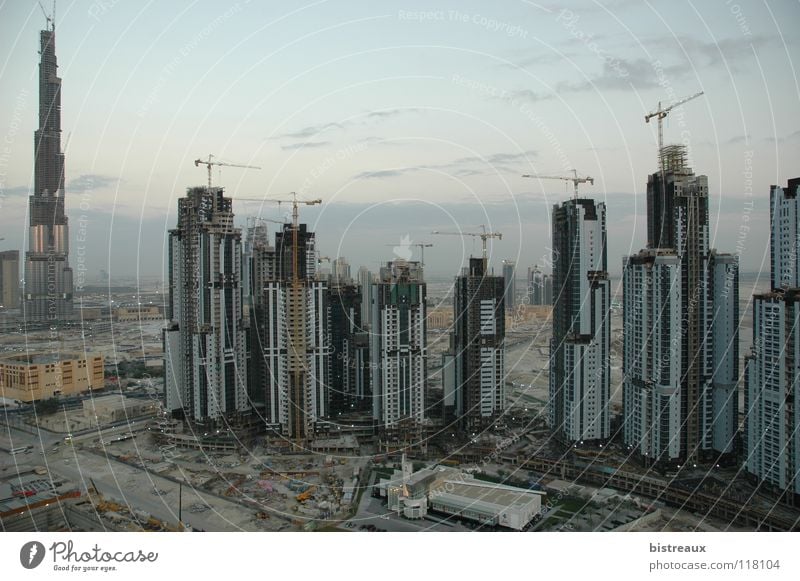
375,456,545,530
428,480,544,531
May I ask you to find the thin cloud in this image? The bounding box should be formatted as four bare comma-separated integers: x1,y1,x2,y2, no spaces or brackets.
353,149,538,180
506,89,554,104
644,34,773,70
364,109,418,120
453,168,484,177
499,50,580,70
353,168,412,180
504,33,770,101
0,185,30,197
67,174,120,192
726,134,751,145
272,108,423,142
557,58,685,93
764,130,800,144
281,141,331,151
278,122,345,140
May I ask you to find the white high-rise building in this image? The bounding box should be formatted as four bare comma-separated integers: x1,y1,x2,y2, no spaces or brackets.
370,260,427,429
745,178,800,503
549,198,611,443
622,251,682,460
745,291,800,500
770,179,800,290
164,187,249,426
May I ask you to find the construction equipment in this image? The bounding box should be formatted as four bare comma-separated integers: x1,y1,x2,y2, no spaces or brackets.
431,226,502,271
225,476,246,497
37,1,54,30
644,91,704,172
521,169,594,199
295,486,316,503
233,193,322,448
383,242,433,267
194,154,261,190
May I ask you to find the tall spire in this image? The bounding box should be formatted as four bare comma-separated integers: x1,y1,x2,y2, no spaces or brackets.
34,25,63,198
24,15,73,321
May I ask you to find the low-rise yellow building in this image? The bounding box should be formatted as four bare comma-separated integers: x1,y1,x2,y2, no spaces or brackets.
115,305,163,322
0,352,104,402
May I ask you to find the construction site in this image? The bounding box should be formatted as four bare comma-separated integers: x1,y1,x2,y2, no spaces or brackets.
1,420,373,532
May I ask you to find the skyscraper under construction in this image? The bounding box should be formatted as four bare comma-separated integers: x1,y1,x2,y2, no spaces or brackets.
451,258,506,432
623,145,738,466
164,187,249,427
24,20,73,321
250,222,329,443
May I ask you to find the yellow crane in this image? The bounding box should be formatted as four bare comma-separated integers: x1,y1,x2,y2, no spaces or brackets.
296,486,316,503
644,91,704,172
194,154,261,190
431,226,501,271
233,193,321,448
521,169,594,199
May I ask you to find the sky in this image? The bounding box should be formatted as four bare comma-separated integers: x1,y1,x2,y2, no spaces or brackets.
0,0,798,280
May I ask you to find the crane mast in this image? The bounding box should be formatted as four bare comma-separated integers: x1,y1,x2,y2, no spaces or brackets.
644,91,704,173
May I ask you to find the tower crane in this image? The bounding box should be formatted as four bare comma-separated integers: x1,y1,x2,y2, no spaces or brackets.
383,242,433,267
431,226,501,271
38,1,55,30
644,91,704,172
521,169,594,199
231,193,321,232
194,154,261,190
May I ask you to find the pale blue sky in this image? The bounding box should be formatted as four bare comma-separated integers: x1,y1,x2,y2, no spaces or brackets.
0,0,798,279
